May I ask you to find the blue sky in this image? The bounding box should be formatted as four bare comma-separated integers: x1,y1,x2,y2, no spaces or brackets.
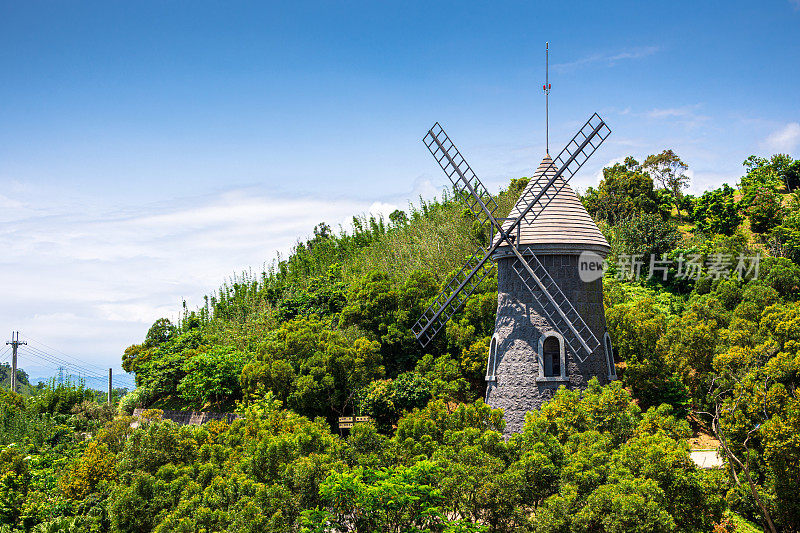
1,1,799,374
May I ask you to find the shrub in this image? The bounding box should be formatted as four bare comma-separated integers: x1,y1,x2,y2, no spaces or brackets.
611,213,681,277
760,257,800,298
117,387,151,415
747,186,783,234
177,346,249,409
693,184,743,236
59,441,116,500
28,381,94,416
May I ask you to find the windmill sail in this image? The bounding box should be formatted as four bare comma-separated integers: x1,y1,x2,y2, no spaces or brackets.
413,247,496,347
510,253,599,359
423,122,500,239
512,114,610,233
413,113,610,351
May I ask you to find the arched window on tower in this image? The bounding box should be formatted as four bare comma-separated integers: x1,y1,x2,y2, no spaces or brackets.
604,332,617,380
485,334,499,382
538,332,566,381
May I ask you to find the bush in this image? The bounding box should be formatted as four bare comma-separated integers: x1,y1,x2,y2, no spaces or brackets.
582,160,667,224
611,213,681,277
693,184,743,236
59,441,116,500
760,257,800,298
117,387,151,415
391,372,433,412
713,278,744,310
358,372,434,432
28,381,94,416
747,186,783,234
177,346,249,409
71,400,116,431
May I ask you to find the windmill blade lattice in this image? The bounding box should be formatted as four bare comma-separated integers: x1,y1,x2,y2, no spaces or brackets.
413,247,496,347
510,113,610,233
413,114,610,352
510,254,599,359
423,123,501,238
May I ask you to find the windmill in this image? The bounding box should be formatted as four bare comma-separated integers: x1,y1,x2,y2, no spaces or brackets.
412,59,616,433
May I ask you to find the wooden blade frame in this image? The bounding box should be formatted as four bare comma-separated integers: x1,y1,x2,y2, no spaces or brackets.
413,114,611,360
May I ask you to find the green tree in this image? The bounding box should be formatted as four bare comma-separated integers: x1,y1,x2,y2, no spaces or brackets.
0,447,30,526
747,186,784,234
312,462,451,533
144,318,177,348
582,158,666,224
606,298,689,412
610,213,682,278
643,150,691,221
693,184,743,236
358,373,433,432
741,154,798,198
177,345,250,409
241,316,383,421
760,257,800,298
770,191,800,264
341,269,437,376
389,209,409,227
59,441,116,500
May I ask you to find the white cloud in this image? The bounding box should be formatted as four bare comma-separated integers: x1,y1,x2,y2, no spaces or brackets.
647,107,694,119
367,201,400,218
644,104,709,130
0,194,24,209
0,187,376,370
590,157,626,186
762,122,800,154
409,176,442,201
553,46,660,73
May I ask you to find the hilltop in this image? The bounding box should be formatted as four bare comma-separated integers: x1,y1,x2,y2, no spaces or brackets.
2,150,799,532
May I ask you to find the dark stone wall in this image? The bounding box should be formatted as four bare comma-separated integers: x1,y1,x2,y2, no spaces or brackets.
132,408,239,425
485,253,612,435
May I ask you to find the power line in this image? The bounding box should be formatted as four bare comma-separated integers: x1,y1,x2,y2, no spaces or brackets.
20,349,102,380
18,354,117,392
21,344,108,380
23,335,110,375
20,334,137,388
19,350,109,388
9,334,138,392
17,346,136,391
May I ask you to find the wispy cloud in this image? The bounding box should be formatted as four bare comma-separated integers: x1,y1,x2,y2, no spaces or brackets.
762,122,800,154
552,46,660,73
644,104,710,130
646,104,700,119
0,187,412,370
0,194,24,209
791,0,800,10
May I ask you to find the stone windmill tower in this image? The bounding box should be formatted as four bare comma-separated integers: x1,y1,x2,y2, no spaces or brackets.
484,156,615,434
412,112,616,435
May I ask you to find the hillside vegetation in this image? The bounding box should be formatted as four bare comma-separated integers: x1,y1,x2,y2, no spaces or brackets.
2,152,800,532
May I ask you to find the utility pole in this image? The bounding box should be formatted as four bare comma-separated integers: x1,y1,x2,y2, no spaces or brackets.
6,331,26,393
108,368,112,405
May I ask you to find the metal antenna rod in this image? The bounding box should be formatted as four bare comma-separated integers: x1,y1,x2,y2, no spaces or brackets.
544,42,551,155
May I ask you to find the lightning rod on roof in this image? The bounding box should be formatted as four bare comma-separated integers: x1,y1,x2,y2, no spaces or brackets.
544,42,551,155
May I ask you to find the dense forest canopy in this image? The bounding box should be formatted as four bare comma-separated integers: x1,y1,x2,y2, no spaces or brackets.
2,151,800,532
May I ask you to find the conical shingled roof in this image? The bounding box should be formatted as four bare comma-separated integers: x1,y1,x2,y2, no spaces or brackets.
493,155,610,254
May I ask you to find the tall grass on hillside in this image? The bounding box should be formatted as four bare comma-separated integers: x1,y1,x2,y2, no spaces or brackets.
179,181,524,345
346,200,479,283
